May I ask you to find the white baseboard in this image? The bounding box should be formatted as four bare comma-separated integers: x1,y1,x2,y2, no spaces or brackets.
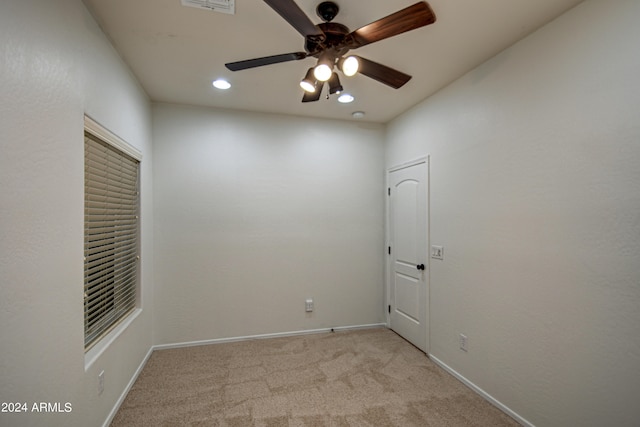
428,354,534,427
101,346,153,427
153,323,388,351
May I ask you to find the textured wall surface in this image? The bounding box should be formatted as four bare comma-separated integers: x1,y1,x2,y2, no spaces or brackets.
386,0,640,425
0,1,153,426
152,104,386,345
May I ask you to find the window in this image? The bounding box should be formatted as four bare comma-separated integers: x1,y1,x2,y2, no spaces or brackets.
84,119,140,350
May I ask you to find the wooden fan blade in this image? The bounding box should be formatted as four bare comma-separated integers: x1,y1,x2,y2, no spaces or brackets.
302,82,323,102
349,2,436,49
225,52,307,71
356,56,412,89
264,0,325,39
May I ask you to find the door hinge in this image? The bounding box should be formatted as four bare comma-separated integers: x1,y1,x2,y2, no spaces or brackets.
388,187,391,196
388,305,391,314
388,246,391,255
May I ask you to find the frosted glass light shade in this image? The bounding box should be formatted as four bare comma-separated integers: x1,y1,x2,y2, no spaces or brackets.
314,64,333,82
300,80,316,92
300,68,317,92
342,56,359,77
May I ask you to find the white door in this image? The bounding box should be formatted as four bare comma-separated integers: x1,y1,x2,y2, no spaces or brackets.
387,158,428,352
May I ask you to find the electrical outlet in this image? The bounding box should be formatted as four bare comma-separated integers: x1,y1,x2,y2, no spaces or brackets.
305,299,313,312
459,334,468,352
431,245,444,260
98,370,105,395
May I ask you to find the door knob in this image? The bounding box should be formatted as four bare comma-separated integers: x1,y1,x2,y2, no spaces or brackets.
417,264,425,271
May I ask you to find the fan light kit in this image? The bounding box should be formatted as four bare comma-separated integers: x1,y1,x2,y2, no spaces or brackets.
328,72,343,95
299,68,317,92
225,1,436,103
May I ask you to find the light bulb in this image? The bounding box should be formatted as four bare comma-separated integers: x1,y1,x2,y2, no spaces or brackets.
314,64,333,82
341,56,359,77
300,80,316,93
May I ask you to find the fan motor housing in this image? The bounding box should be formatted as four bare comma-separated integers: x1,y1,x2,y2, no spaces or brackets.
305,22,351,56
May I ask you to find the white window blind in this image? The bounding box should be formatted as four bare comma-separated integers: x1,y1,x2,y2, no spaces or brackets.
84,131,140,350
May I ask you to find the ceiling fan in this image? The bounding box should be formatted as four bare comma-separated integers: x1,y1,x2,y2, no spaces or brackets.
225,0,436,102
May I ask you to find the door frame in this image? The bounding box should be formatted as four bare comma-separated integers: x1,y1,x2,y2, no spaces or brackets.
385,155,430,352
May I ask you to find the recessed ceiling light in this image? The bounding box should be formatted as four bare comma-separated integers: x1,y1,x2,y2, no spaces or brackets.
352,111,365,119
213,79,231,90
338,94,354,103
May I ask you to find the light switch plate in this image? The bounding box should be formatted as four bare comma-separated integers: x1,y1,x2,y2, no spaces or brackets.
431,245,444,260
98,370,104,395
459,334,468,352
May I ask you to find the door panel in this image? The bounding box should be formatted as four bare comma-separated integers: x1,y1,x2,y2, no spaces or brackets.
395,180,418,263
388,159,428,352
395,273,420,322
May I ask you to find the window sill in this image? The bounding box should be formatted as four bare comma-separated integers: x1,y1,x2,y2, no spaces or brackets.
84,308,142,371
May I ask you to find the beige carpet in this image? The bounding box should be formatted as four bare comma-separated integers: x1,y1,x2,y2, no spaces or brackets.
111,327,519,426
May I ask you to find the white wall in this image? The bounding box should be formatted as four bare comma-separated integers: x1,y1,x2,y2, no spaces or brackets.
0,1,153,426
152,104,385,345
386,0,640,426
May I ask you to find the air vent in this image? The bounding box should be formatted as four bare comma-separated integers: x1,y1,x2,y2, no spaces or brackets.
181,0,235,15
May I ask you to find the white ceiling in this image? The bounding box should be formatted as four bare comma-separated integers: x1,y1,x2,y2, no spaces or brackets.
83,0,584,123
